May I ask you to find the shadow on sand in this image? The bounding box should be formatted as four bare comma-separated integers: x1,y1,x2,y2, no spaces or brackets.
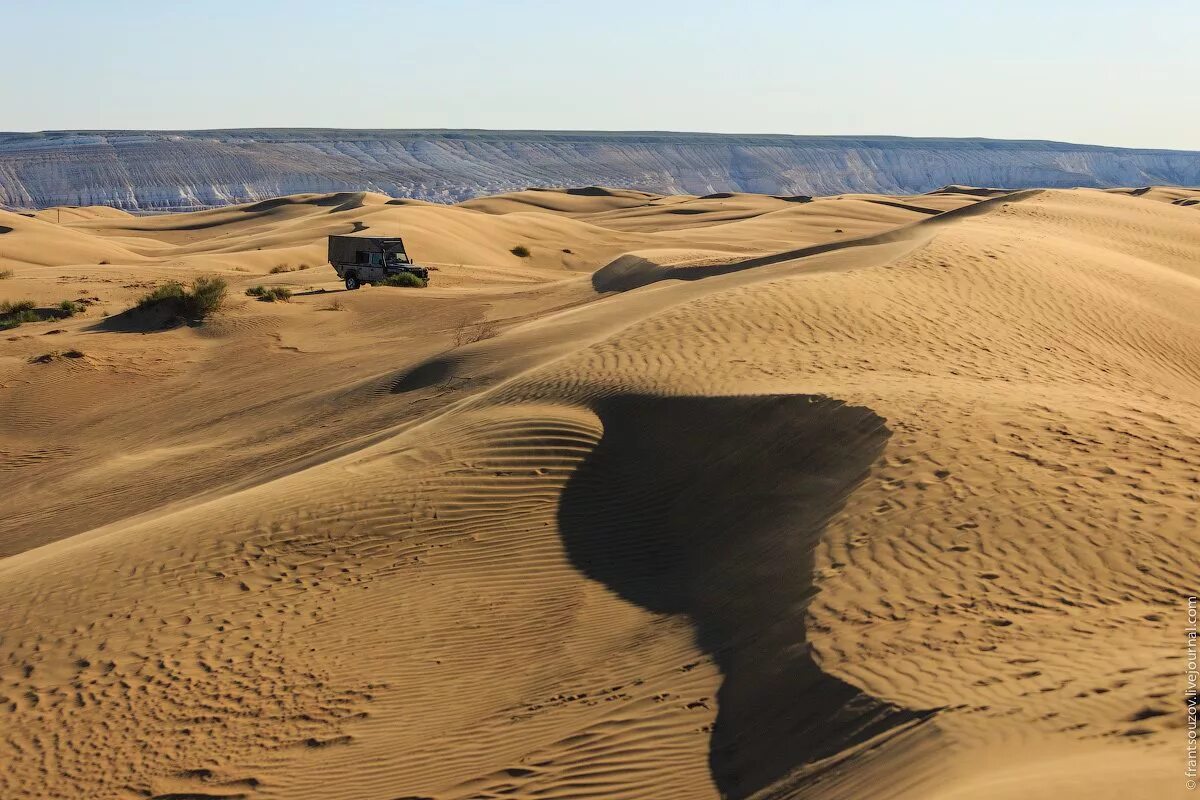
557,394,925,798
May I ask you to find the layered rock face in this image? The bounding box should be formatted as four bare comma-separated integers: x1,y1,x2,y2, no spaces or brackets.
2,129,1198,211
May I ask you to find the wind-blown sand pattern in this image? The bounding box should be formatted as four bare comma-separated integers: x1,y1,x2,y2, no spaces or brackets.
1,185,1197,799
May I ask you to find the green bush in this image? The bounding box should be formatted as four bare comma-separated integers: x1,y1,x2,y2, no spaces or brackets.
510,245,531,258
59,300,87,316
135,276,226,321
0,299,41,329
246,285,267,297
377,272,427,288
253,286,292,302
137,282,186,308
0,299,36,315
0,310,40,329
184,276,227,319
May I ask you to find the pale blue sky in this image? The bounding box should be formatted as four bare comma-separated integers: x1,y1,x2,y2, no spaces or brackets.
4,0,1196,149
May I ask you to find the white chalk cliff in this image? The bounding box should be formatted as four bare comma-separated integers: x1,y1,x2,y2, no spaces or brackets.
2,129,1198,210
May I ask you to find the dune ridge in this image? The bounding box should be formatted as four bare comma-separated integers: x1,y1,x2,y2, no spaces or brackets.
1,184,1197,799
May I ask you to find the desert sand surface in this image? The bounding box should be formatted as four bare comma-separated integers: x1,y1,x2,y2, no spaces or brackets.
1,185,1197,799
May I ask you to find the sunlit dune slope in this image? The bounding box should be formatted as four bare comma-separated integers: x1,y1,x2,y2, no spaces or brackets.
1,186,1197,800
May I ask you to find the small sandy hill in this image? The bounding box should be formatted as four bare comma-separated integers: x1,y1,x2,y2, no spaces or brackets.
460,186,664,215
22,186,982,285
0,209,144,267
927,184,1012,197
31,205,135,223
1,186,1196,800
1106,185,1200,208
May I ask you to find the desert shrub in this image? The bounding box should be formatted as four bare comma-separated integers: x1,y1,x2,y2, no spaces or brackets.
182,276,227,319
0,299,41,329
256,287,292,302
323,298,344,311
0,269,13,279
0,299,36,315
135,276,226,321
137,282,186,308
510,245,531,258
247,285,291,301
1,311,40,328
59,300,87,316
1,311,40,329
269,264,294,274
377,272,427,288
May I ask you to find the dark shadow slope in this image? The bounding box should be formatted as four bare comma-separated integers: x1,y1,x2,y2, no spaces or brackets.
558,395,927,798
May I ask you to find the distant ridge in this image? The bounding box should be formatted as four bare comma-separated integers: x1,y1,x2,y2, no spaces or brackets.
2,128,1198,211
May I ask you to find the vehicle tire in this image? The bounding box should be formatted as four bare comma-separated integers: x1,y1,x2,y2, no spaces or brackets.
345,274,360,291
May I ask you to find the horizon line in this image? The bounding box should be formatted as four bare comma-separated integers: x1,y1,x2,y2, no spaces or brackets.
3,127,1199,154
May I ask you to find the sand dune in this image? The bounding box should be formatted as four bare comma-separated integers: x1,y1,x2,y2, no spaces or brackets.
1,185,1197,799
